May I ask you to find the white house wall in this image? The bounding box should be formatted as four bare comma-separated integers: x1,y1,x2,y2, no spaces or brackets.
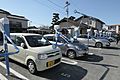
96,21,102,30
116,25,119,34
77,17,103,31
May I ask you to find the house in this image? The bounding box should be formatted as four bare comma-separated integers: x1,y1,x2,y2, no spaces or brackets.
54,15,105,37
108,24,120,34
54,17,78,37
0,9,28,32
27,26,52,35
75,15,105,35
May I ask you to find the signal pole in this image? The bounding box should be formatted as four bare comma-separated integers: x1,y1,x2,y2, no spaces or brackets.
64,0,70,28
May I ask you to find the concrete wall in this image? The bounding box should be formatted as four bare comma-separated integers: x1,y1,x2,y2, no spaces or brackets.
59,22,75,28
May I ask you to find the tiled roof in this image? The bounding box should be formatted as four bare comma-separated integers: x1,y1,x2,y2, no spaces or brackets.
7,15,29,21
0,9,11,15
0,9,28,21
75,15,105,24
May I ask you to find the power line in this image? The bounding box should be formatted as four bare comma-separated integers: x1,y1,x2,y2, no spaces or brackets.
31,0,65,14
32,0,54,11
70,0,81,12
47,0,64,9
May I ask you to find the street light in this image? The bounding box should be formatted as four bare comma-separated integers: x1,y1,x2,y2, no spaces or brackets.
64,1,70,28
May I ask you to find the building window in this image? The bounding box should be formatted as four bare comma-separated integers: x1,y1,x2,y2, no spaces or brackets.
89,20,92,25
119,26,120,31
9,21,22,32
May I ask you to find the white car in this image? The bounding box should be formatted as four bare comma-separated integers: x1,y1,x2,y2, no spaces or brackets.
8,33,62,74
76,34,110,48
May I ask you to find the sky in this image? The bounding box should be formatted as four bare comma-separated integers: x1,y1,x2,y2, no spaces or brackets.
0,0,120,27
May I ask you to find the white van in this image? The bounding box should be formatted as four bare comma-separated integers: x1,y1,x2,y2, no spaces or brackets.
8,33,62,74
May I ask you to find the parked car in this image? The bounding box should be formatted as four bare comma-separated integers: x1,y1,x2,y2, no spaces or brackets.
0,32,3,45
8,33,62,74
101,36,116,42
76,34,110,48
44,34,89,59
108,37,116,42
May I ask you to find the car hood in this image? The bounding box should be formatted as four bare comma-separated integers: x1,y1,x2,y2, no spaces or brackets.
29,45,60,54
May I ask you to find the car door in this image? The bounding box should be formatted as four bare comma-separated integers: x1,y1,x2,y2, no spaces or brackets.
15,36,27,63
77,35,88,45
87,36,95,46
57,37,68,54
8,35,27,64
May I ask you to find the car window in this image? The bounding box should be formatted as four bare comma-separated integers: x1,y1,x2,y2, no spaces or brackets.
25,35,51,47
57,37,66,43
79,35,92,39
45,36,56,41
16,37,25,46
0,32,3,45
9,35,25,47
78,35,87,38
8,35,16,44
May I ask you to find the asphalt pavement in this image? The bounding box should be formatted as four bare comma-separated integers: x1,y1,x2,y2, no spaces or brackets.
0,42,120,80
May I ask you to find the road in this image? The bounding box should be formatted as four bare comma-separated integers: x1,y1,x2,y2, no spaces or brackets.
0,42,120,80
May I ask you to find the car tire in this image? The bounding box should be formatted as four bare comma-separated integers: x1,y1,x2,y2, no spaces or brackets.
67,50,76,59
95,42,102,48
27,60,37,74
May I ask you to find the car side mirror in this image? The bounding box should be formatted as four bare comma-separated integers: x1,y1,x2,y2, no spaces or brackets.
21,43,25,48
70,38,74,42
21,43,27,49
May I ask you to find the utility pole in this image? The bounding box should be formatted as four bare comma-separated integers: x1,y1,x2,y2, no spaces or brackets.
74,10,90,47
64,0,70,28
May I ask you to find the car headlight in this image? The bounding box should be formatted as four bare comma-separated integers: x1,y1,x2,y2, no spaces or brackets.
75,46,82,50
38,54,48,60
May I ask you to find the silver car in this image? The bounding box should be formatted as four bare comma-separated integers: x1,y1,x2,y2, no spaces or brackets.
76,34,110,48
44,34,89,59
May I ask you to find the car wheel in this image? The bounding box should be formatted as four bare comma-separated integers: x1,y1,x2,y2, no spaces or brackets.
67,50,76,59
95,42,102,48
27,60,37,74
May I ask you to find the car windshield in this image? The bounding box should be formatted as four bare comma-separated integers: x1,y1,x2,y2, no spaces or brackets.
60,35,71,43
61,36,81,44
25,35,51,47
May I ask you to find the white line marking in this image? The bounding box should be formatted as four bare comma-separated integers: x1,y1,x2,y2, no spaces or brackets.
0,73,8,80
61,58,78,65
0,62,29,80
89,47,102,50
88,53,94,55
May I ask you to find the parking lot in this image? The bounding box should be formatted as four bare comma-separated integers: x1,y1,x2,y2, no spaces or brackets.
0,42,120,80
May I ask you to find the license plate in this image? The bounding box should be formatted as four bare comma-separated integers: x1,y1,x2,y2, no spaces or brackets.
47,60,55,67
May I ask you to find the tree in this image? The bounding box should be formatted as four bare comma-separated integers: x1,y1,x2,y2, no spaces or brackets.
51,13,59,26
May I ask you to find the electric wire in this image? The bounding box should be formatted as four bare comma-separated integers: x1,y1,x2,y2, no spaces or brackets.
31,0,65,15
70,0,87,16
47,0,64,9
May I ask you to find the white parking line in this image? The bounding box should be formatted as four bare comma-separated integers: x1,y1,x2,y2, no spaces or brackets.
0,62,29,80
89,47,102,50
0,73,8,80
61,58,78,65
